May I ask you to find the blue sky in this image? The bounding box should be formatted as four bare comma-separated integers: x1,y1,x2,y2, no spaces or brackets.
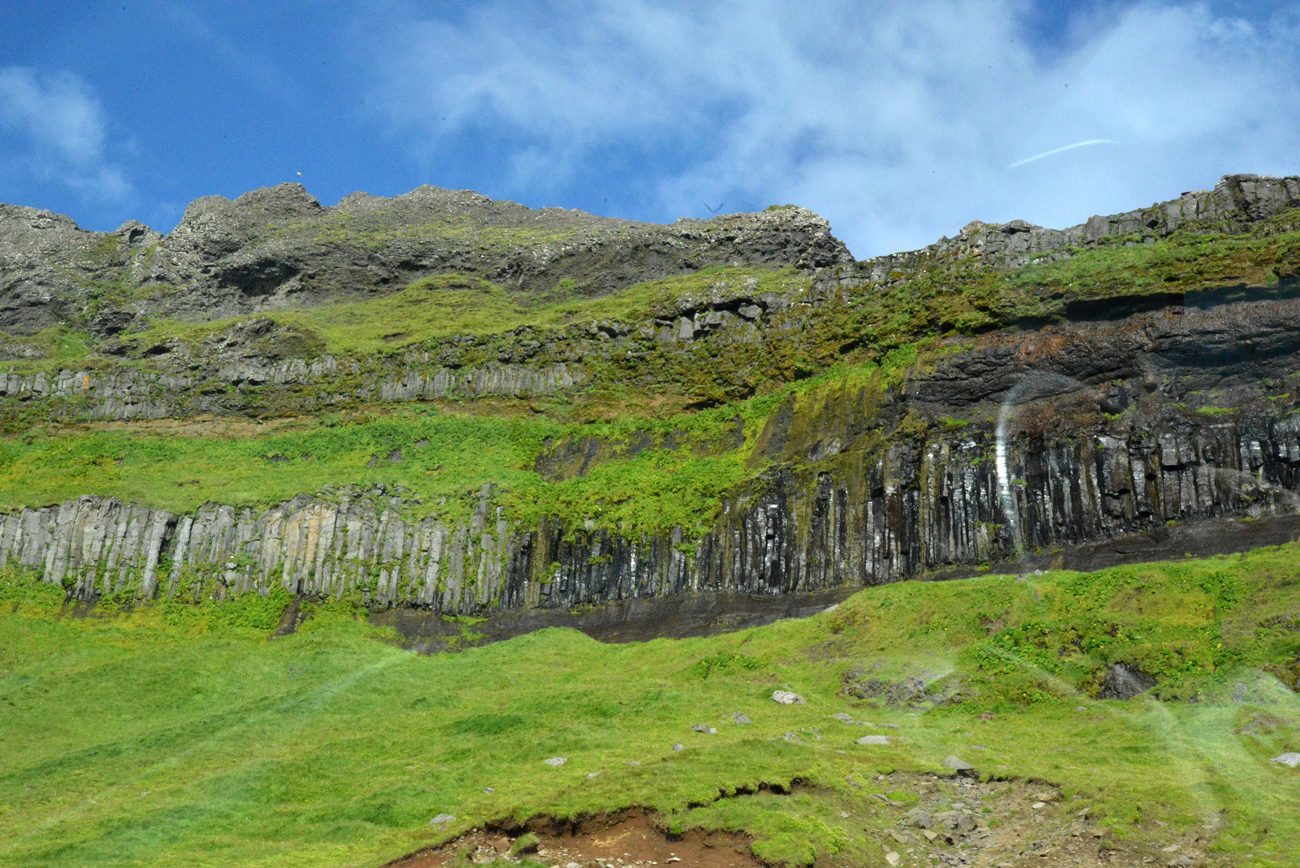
1,0,1297,258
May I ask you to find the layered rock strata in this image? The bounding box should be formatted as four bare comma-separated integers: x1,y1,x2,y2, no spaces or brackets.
5,396,1298,612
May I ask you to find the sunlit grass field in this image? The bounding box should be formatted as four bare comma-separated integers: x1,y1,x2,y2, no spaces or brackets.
3,543,1300,867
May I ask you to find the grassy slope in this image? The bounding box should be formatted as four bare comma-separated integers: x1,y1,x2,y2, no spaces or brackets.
3,544,1300,867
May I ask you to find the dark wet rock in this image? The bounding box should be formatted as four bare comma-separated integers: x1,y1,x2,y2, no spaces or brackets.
1098,663,1156,700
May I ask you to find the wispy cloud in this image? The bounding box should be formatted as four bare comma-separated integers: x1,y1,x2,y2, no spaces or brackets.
0,66,131,203
365,1,1300,257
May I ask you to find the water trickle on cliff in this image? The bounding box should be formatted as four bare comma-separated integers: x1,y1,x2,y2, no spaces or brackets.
996,371,1096,562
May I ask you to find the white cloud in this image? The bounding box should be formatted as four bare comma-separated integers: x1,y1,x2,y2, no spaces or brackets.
366,1,1300,258
0,66,131,202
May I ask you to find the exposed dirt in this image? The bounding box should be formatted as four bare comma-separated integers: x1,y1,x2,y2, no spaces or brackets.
382,774,1217,868
388,808,761,868
865,772,1215,868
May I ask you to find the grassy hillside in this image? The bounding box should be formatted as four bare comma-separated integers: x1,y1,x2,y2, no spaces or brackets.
3,543,1300,867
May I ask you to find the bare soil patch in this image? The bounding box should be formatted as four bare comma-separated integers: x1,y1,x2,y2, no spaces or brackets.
388,808,761,868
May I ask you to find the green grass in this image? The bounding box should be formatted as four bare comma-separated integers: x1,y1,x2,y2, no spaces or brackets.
0,355,931,534
3,543,1300,867
0,410,553,524
0,394,779,531
114,265,806,358
0,356,911,531
838,217,1300,352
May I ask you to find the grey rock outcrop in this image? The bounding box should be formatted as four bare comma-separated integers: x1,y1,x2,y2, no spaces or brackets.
1098,664,1156,700
0,183,852,335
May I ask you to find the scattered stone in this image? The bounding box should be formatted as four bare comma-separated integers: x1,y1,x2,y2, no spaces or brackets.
888,829,908,843
772,690,806,705
922,830,938,842
430,813,456,825
690,723,710,733
941,755,973,771
857,735,891,745
1032,802,1047,810
1270,752,1300,767
829,712,855,722
627,761,640,766
586,773,599,779
732,712,752,724
876,722,900,730
1167,856,1194,868
906,808,934,829
840,811,850,819
544,757,567,766
709,727,717,734
673,743,684,751
884,850,903,866
935,811,976,832
783,732,801,742
483,787,495,794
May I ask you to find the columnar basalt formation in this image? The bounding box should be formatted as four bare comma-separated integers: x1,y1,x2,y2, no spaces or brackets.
4,392,1298,612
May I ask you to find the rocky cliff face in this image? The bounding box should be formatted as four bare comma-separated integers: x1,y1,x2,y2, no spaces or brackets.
6,288,1300,612
0,184,850,337
2,173,1299,614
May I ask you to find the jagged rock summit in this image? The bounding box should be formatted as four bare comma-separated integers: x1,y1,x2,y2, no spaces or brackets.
0,183,852,336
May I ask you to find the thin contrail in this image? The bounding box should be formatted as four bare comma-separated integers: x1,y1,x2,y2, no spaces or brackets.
1008,139,1121,169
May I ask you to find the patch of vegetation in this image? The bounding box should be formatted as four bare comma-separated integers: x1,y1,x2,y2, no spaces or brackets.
2,544,1300,866
0,355,927,534
121,266,807,358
